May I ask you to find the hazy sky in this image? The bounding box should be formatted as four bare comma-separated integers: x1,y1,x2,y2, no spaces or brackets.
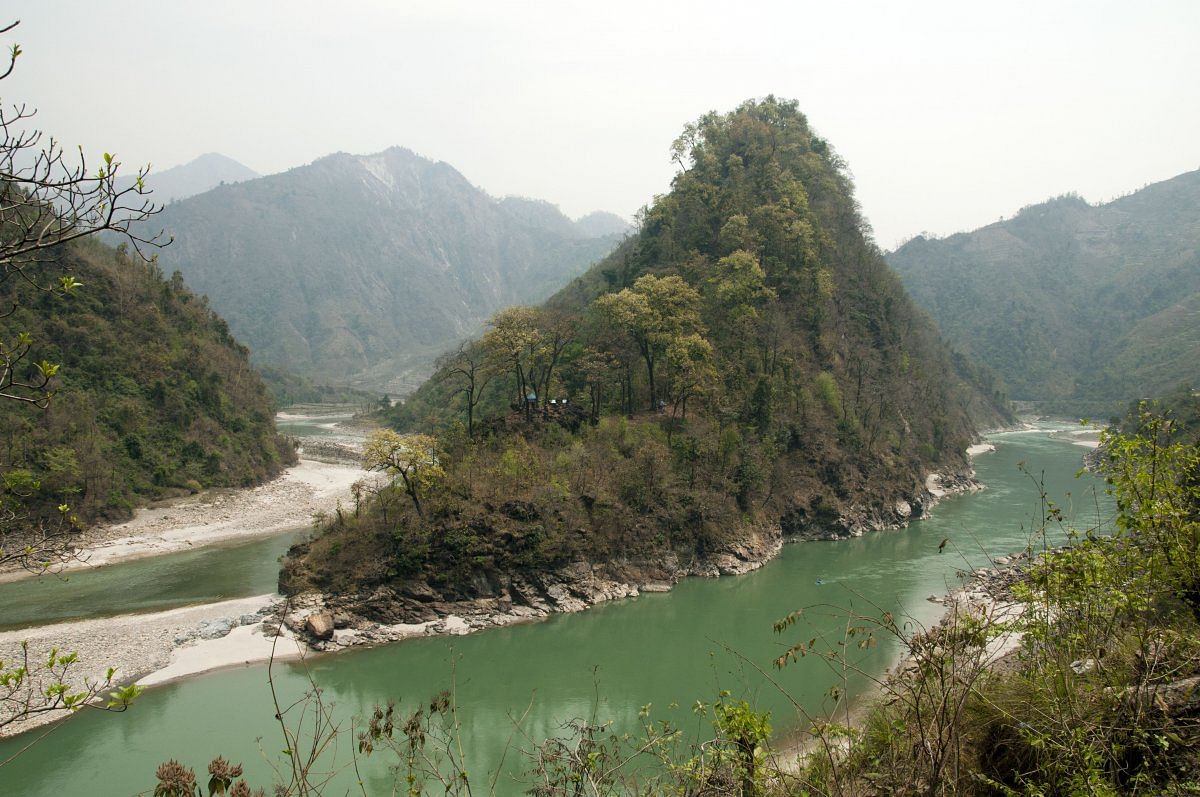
5,1,1198,248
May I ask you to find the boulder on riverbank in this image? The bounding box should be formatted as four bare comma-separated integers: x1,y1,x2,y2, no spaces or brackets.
305,611,335,640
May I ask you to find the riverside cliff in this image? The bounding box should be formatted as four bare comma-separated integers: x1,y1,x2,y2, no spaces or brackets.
281,97,1009,644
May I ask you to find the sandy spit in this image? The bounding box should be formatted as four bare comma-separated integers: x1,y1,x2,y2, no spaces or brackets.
0,458,367,584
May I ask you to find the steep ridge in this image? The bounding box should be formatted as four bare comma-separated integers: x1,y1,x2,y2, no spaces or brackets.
0,237,295,530
145,148,626,393
888,170,1200,414
281,98,1009,639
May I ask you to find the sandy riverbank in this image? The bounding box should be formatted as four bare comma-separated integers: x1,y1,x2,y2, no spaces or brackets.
0,415,362,739
0,595,307,738
0,458,366,584
1046,424,1103,449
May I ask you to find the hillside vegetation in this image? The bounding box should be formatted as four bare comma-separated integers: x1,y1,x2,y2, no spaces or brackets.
0,238,295,529
789,408,1200,796
284,97,1010,606
888,171,1200,415
1118,383,1200,444
143,147,627,394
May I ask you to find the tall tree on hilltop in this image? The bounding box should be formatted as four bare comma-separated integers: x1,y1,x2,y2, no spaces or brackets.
482,305,541,415
594,274,705,412
436,340,494,438
362,430,444,519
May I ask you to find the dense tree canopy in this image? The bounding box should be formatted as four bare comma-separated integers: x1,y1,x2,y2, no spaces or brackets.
0,238,295,534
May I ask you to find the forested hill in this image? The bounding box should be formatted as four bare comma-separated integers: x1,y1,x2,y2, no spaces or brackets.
285,98,1010,605
0,238,295,526
144,147,627,394
888,170,1200,415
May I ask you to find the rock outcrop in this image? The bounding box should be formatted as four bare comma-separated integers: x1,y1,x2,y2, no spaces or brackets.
304,611,335,640
282,523,782,651
782,466,981,542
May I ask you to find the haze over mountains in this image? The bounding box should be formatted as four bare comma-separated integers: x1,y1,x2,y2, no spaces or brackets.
146,147,627,393
888,169,1200,415
122,152,260,204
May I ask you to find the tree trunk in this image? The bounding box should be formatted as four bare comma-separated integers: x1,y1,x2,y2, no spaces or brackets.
641,344,656,412
399,470,423,518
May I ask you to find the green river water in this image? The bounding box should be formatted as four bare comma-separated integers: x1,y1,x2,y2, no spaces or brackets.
0,531,303,631
0,423,1113,795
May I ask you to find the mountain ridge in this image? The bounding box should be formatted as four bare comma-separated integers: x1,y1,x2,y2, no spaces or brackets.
888,169,1200,414
143,146,627,394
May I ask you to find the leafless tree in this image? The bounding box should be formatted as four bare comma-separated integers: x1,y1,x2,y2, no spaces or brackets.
437,340,496,438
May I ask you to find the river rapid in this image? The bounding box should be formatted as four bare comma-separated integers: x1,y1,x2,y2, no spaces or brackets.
0,421,1113,795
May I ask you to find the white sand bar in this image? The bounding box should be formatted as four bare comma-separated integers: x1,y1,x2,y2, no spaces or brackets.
138,621,305,688
0,458,366,583
0,595,304,738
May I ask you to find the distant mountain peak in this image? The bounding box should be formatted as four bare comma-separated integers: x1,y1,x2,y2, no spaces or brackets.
303,147,629,242
574,210,630,238
188,152,253,168
356,152,400,191
136,153,259,203
146,147,625,392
